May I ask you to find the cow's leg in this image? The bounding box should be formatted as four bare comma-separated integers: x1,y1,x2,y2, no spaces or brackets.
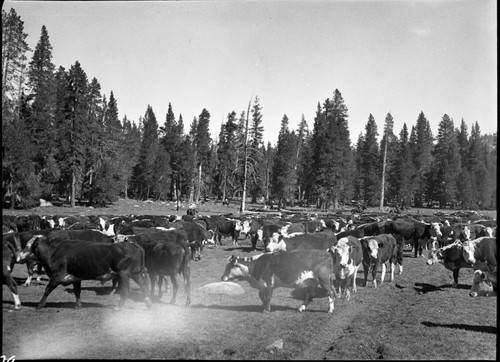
169,274,179,305
317,276,335,314
116,274,130,309
73,281,82,308
299,280,318,312
130,272,152,309
263,286,273,312
183,267,191,307
452,269,460,288
156,275,163,299
110,276,119,295
36,279,60,309
380,263,387,285
363,263,370,287
413,238,419,258
352,265,360,294
372,262,378,288
149,273,157,298
4,273,21,310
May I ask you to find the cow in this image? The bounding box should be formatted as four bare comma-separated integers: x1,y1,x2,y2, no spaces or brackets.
469,270,497,297
171,221,214,260
360,234,398,288
3,236,22,309
303,219,326,233
19,235,152,309
123,230,202,262
330,236,362,301
337,221,384,239
461,237,497,271
221,250,338,313
383,219,442,258
265,232,336,253
134,229,192,306
425,241,487,288
212,219,243,246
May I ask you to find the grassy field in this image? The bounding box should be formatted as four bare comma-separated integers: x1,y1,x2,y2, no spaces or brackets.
2,199,497,360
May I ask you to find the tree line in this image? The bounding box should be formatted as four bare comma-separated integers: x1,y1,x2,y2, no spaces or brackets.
2,8,497,211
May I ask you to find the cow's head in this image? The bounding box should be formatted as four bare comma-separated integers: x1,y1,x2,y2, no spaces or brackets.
280,223,291,236
459,226,471,242
430,223,442,238
240,220,251,235
265,232,286,253
426,248,441,265
221,255,250,281
19,234,44,261
462,238,483,265
469,270,496,297
333,238,352,269
233,220,243,232
366,238,379,259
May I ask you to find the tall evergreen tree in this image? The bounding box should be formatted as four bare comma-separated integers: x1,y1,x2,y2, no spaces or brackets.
2,8,30,119
391,123,415,207
133,105,159,199
410,111,434,207
194,108,212,202
431,114,461,208
121,116,141,198
248,96,265,204
360,114,380,206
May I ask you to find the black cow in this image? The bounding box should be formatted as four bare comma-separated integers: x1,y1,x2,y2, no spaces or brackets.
221,250,338,313
19,235,152,309
360,234,398,288
383,219,441,258
133,229,192,306
337,221,383,239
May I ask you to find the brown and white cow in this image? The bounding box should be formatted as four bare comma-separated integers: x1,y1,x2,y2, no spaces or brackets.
461,237,497,271
330,236,362,300
221,250,338,313
469,270,497,297
360,234,398,288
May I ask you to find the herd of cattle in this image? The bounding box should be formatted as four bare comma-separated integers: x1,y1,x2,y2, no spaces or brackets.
2,209,497,313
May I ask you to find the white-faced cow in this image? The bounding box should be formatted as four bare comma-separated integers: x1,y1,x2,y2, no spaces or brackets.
461,237,497,271
330,236,362,300
383,219,442,258
360,234,398,288
221,250,338,313
20,235,152,310
469,270,497,297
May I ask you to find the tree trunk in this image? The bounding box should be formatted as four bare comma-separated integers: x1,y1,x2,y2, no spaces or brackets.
240,99,251,213
197,163,202,203
380,134,388,211
71,171,76,208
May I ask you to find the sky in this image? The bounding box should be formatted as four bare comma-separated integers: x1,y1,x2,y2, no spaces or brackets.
4,0,497,145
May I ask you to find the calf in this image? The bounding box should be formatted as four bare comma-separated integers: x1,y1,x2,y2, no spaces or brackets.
469,270,497,297
360,234,398,288
19,235,152,310
331,236,362,300
221,250,338,313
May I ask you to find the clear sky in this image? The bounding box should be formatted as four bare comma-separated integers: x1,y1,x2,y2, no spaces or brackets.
4,0,497,145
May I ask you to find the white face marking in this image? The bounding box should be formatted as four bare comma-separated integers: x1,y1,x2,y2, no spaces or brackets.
257,229,263,241
462,240,476,264
430,223,442,237
368,239,378,259
470,270,495,297
234,220,242,231
294,270,315,286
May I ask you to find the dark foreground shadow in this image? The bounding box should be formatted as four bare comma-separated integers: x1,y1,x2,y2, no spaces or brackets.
63,285,118,296
422,321,497,334
19,300,114,310
222,246,256,252
414,282,469,294
189,303,295,313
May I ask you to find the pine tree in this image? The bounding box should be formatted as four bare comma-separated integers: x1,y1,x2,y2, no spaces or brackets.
360,114,380,206
194,108,212,202
133,105,159,200
248,96,265,204
410,112,434,207
2,8,30,119
391,123,415,208
431,114,461,208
